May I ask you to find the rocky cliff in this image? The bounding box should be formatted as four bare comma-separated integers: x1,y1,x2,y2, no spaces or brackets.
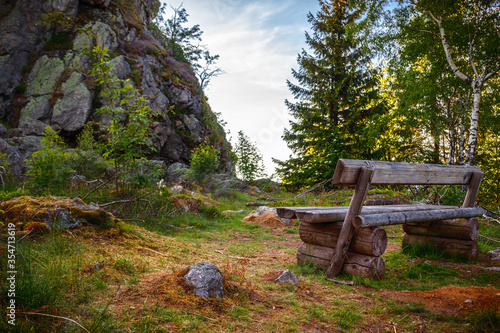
0,0,233,177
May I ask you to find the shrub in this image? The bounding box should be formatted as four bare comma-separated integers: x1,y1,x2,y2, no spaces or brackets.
26,127,75,193
188,143,219,183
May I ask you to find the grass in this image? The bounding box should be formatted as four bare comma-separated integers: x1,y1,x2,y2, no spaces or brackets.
1,184,499,332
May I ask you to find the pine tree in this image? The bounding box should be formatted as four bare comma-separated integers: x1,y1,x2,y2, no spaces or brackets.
234,131,266,182
274,0,385,189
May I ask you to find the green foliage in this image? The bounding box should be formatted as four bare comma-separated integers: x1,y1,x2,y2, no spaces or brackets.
114,258,136,275
153,3,202,65
354,0,500,205
234,131,266,182
44,32,72,51
87,44,160,190
0,152,9,188
152,3,223,90
275,0,386,189
467,309,500,333
26,127,75,193
121,159,163,189
14,81,26,94
188,143,219,183
37,10,82,31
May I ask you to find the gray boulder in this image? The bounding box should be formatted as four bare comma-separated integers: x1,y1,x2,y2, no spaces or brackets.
25,56,65,97
139,56,169,111
50,0,79,15
183,114,203,143
0,138,25,177
74,22,118,53
110,55,131,79
488,248,500,260
52,72,92,132
166,162,189,183
19,119,49,136
0,1,47,118
212,173,247,192
184,262,224,299
7,135,43,160
19,96,51,127
0,124,7,138
92,22,119,52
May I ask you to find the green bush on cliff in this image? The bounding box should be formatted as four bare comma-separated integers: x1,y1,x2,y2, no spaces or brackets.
88,44,161,191
188,143,219,183
27,127,75,193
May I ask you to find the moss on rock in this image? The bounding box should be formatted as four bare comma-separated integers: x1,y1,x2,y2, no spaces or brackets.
0,196,117,229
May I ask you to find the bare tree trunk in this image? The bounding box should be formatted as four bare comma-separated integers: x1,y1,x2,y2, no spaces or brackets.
458,120,466,165
444,99,456,164
464,85,482,165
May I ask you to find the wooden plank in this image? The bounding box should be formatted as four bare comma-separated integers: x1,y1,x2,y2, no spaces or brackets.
327,167,373,277
276,206,346,219
403,218,479,241
402,234,478,260
462,172,484,208
353,207,484,228
332,159,482,186
299,222,387,256
297,243,385,279
296,204,456,223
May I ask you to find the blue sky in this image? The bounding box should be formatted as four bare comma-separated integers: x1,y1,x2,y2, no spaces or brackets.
162,0,320,176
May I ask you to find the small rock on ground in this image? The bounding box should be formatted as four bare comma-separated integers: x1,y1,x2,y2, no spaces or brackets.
487,248,500,260
275,269,300,285
184,262,224,299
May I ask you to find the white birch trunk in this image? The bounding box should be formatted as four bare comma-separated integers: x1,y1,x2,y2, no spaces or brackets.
464,85,482,165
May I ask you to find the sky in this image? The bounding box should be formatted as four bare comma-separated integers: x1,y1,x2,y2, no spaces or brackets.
162,0,320,176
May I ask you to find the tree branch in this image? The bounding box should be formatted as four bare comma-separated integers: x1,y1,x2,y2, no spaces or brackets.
409,27,439,38
484,65,500,81
428,10,472,85
18,312,90,333
469,36,480,79
100,191,155,207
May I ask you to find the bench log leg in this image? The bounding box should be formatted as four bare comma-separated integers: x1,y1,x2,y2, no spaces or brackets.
327,166,373,277
462,172,483,208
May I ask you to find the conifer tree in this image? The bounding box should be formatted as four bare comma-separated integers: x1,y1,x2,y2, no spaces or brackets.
274,0,385,189
234,131,266,182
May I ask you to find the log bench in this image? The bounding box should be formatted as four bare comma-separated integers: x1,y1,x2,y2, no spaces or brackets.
277,159,484,279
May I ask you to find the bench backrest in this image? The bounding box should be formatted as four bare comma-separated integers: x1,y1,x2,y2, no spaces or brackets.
332,159,482,186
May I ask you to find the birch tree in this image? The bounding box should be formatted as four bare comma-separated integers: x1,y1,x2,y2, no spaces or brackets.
423,1,500,165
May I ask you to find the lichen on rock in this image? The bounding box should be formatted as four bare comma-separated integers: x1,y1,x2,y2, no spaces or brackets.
51,72,93,132
25,55,65,97
19,96,51,127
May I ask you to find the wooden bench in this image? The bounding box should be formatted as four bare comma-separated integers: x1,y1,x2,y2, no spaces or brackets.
277,159,484,279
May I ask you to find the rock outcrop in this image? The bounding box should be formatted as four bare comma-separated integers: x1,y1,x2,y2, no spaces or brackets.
0,0,233,177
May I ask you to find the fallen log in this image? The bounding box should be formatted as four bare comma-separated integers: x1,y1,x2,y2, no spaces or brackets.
294,204,456,223
403,218,479,241
353,207,484,228
299,222,387,256
297,243,385,279
402,233,478,260
246,202,272,207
